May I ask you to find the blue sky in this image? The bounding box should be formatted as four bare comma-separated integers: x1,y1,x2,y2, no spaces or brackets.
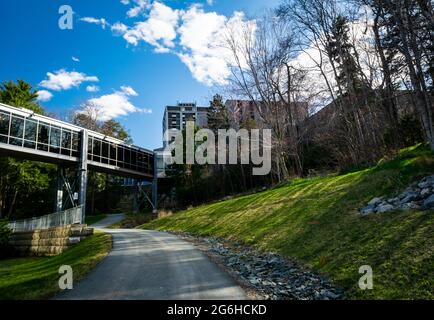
0,0,281,150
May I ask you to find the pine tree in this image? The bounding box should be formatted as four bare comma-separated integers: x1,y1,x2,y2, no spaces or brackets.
207,94,230,131
0,80,54,219
326,15,367,95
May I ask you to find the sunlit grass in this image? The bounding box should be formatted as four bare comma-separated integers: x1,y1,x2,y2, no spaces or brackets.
142,144,434,299
85,214,107,226
0,232,112,300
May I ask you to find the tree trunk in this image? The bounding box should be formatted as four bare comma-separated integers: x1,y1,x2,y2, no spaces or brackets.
373,13,399,130
394,3,434,148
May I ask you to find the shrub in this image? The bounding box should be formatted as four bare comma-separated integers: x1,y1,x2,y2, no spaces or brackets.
0,220,12,259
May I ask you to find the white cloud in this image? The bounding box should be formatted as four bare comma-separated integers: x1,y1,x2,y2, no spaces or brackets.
177,52,230,86
111,22,129,35
72,56,80,62
80,17,108,29
40,69,99,91
178,5,226,54
207,0,214,5
177,7,254,85
86,85,100,93
120,85,138,96
127,0,150,18
123,2,179,52
36,90,53,102
84,86,151,121
89,2,255,86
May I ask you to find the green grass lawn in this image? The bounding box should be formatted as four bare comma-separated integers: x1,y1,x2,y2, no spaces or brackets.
85,214,107,226
142,144,434,299
108,212,157,229
0,232,112,300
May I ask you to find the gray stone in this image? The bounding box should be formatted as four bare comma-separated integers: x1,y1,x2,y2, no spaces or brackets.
323,291,340,300
418,181,431,189
262,280,276,286
368,197,383,206
387,197,400,204
360,207,375,215
400,192,419,204
420,188,431,197
418,176,434,188
423,194,434,209
400,202,421,211
249,278,261,285
377,204,395,213
183,234,344,300
359,175,434,214
377,201,390,208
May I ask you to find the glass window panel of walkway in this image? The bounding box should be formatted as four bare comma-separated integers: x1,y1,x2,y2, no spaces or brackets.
0,107,154,177
0,110,79,156
87,135,153,176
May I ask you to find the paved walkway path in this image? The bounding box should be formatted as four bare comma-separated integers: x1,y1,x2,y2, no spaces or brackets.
56,214,246,300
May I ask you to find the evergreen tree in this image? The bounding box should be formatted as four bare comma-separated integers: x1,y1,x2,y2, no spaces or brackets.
0,80,54,219
326,16,367,95
0,80,44,114
207,94,230,131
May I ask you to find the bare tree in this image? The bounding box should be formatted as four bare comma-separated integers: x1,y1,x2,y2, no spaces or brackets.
354,0,434,150
224,13,310,180
73,102,103,131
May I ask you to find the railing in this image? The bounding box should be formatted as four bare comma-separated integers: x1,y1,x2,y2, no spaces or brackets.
8,206,83,233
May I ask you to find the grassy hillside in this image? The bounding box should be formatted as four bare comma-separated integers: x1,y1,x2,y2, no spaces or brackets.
0,232,112,300
85,214,107,226
143,144,434,299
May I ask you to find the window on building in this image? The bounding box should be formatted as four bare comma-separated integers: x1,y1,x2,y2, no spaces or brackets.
109,143,117,165
61,130,72,156
24,119,37,149
9,116,25,146
49,126,61,154
101,141,109,164
37,122,49,151
72,133,79,157
0,112,10,143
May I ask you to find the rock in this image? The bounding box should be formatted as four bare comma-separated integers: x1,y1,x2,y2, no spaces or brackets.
418,175,434,187
377,204,395,213
322,291,340,300
400,191,419,204
262,280,275,286
184,234,344,301
368,197,383,206
387,197,400,204
360,206,375,215
420,188,431,197
400,202,421,211
418,182,430,189
359,174,434,214
423,194,434,209
267,258,279,265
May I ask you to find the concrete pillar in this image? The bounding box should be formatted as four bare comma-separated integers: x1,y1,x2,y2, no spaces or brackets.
78,130,88,223
55,166,64,213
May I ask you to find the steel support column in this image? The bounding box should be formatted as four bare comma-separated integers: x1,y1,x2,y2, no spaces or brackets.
78,130,88,223
133,180,139,214
152,152,158,214
55,166,64,213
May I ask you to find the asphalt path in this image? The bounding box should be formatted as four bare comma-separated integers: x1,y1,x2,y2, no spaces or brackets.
55,214,246,300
